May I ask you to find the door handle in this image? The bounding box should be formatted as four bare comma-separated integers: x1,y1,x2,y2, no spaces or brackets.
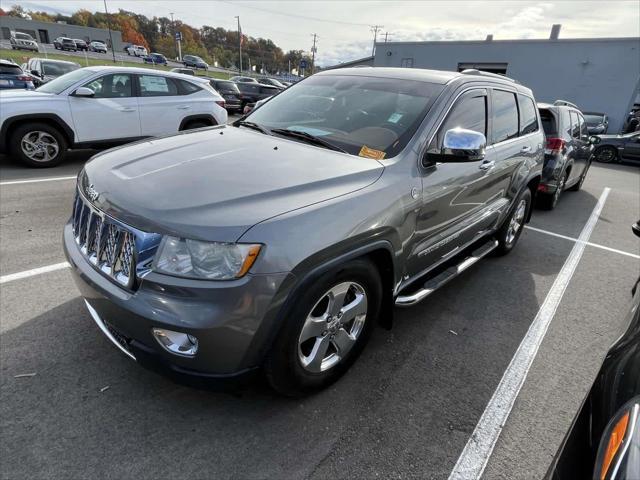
479,159,495,170
177,105,191,110
119,107,136,112
520,146,532,153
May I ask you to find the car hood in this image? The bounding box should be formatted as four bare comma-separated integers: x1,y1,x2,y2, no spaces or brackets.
0,90,54,101
82,126,384,242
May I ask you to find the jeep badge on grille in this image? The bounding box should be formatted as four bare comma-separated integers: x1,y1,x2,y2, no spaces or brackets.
85,184,99,202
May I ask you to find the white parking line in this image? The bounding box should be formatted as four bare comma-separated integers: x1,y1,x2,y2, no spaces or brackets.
525,225,640,259
0,262,70,285
448,187,611,480
0,176,77,186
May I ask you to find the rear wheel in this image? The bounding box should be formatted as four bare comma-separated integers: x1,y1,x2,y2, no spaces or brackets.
594,146,618,163
537,171,567,210
494,188,532,256
10,122,67,168
265,259,382,396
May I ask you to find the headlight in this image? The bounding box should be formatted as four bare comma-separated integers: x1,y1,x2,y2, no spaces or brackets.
153,236,261,280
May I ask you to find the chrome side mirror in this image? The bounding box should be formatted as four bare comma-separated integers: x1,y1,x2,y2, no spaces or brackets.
73,87,95,97
441,128,486,162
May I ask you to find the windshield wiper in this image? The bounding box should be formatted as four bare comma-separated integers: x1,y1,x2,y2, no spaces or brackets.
234,120,271,135
270,128,347,153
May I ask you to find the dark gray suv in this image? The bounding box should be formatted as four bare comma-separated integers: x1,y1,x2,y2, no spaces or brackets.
64,67,544,395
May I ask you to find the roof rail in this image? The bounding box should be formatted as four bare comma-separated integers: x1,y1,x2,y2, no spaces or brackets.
460,68,519,84
553,99,579,109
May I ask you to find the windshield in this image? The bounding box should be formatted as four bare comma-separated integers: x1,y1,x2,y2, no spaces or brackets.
245,74,443,158
583,114,604,125
42,62,79,77
214,81,239,93
36,69,94,94
0,64,22,74
16,33,32,40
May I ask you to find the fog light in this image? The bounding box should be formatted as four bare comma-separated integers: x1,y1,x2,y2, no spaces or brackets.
152,328,198,357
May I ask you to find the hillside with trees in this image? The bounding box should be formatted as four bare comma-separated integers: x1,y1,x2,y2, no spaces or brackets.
1,5,314,74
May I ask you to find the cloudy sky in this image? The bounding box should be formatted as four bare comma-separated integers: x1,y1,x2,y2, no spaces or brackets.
16,1,640,66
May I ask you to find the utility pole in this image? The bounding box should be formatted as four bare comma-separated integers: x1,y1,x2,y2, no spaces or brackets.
310,33,318,75
384,31,393,43
103,0,116,63
370,24,383,56
235,16,242,74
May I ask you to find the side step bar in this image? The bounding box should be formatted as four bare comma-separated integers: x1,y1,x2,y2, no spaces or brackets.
395,240,499,307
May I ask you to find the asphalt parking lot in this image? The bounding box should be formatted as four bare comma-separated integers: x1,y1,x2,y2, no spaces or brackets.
1,143,639,479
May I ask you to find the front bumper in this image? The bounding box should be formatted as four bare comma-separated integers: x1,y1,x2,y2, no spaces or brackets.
63,222,294,384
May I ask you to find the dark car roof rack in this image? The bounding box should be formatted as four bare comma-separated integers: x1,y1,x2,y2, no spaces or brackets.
460,68,519,84
553,99,579,109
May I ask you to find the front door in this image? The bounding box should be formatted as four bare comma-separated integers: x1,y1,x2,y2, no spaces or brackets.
408,88,502,279
68,73,141,142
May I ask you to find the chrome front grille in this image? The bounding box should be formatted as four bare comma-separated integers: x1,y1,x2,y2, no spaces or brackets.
72,192,137,289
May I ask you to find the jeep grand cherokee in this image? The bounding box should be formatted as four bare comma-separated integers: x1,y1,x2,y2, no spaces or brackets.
64,67,544,396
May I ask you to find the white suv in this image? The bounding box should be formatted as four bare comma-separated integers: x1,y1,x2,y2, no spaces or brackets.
0,66,227,167
126,45,148,57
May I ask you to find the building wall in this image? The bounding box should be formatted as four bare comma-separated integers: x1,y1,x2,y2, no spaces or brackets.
0,16,123,51
374,38,640,133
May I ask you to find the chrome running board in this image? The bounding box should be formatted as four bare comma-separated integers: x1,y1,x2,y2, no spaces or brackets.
395,239,499,307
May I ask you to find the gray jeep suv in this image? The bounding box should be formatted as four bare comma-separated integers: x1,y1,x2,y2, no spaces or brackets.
64,67,544,395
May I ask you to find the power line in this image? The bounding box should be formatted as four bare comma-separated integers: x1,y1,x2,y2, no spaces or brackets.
216,0,370,27
383,32,394,43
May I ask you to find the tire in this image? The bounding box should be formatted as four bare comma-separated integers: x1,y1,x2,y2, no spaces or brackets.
10,122,67,168
494,188,532,256
594,146,618,163
265,258,382,396
568,163,590,191
537,170,567,211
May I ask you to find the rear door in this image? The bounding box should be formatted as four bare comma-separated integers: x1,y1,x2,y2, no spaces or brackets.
68,72,140,142
137,74,206,136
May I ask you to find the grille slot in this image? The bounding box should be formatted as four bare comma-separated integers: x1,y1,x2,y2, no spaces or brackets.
72,192,137,289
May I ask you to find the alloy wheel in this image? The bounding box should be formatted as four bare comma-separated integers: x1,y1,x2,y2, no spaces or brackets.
597,148,616,163
505,199,527,245
20,131,59,163
298,282,368,373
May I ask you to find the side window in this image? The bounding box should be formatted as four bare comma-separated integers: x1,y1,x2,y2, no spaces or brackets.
491,90,519,144
578,114,588,139
177,79,201,95
83,74,133,98
569,111,580,139
435,92,487,147
139,75,178,97
518,95,539,135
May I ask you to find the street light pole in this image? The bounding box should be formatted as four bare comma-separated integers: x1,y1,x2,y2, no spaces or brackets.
310,33,318,75
235,16,242,75
103,0,116,63
170,12,177,60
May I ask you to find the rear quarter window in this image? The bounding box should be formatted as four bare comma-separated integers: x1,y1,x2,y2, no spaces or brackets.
518,95,539,135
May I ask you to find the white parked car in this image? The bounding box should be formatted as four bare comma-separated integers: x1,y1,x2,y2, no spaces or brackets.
126,45,148,57
0,66,227,167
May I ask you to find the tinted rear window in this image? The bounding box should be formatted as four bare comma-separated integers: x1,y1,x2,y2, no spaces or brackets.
0,64,22,74
539,109,557,135
214,81,239,93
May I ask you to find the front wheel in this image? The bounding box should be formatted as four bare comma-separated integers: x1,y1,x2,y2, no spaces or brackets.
10,123,67,168
594,146,618,163
494,188,532,256
265,259,382,396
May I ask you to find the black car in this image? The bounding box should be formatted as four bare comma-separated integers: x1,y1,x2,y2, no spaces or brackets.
143,53,168,65
170,67,195,76
24,58,81,86
583,112,609,135
594,132,640,164
235,82,280,110
53,37,77,52
210,79,242,112
537,101,597,210
0,60,35,90
73,39,89,51
549,222,640,480
183,55,208,70
257,77,286,89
